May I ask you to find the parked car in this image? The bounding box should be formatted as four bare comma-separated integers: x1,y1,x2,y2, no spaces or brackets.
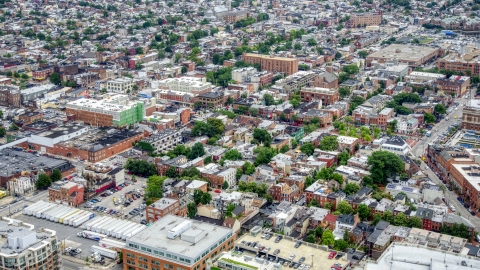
328,251,337,259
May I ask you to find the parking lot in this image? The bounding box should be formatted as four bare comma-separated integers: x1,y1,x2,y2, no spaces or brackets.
235,233,348,270
16,213,98,260
84,177,147,223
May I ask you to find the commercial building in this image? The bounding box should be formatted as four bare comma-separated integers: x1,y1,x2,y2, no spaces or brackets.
145,198,184,223
199,167,237,189
32,66,54,81
436,76,470,97
29,124,90,148
242,53,299,76
155,77,212,95
299,87,339,106
106,78,133,94
21,84,57,102
224,10,248,23
437,47,480,75
348,12,382,27
366,44,440,68
0,85,21,107
65,94,145,127
0,217,59,269
123,215,235,270
407,71,445,83
48,181,84,206
0,148,74,189
194,92,224,108
462,99,480,131
450,163,480,210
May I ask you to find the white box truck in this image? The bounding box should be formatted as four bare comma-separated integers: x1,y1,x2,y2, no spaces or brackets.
65,211,84,225
95,218,116,233
105,220,125,236
82,216,103,230
59,209,79,223
122,225,145,240
52,207,72,222
86,216,108,231
91,245,118,259
23,201,45,215
100,219,119,235
113,222,138,239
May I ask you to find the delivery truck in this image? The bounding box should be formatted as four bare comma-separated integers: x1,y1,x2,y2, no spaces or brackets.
77,230,107,241
58,209,79,223
91,245,118,259
35,203,57,218
72,213,94,227
113,222,138,239
122,224,145,240
84,216,107,231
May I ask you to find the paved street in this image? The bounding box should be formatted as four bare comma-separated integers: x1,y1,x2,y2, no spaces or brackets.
409,95,480,231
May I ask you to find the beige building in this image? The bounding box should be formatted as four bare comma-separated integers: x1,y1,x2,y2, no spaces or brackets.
106,78,133,94
349,12,382,27
366,44,440,68
242,53,299,75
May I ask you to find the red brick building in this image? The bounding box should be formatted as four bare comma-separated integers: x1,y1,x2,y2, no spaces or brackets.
32,66,54,81
145,198,185,223
48,181,84,206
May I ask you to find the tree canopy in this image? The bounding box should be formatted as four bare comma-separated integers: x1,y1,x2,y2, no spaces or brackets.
367,151,404,184
319,136,338,151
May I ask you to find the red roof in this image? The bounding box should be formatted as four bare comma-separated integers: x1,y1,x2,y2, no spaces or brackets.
324,213,338,223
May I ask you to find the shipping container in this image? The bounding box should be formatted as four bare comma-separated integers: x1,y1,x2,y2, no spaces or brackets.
82,216,105,230
41,206,61,220
45,206,69,220
89,217,111,232
51,207,73,222
35,203,58,218
58,209,80,223
95,218,116,233
104,220,126,236
120,224,144,240
64,211,85,225
91,245,118,259
113,222,138,239
73,213,95,227
23,201,47,215
122,225,146,240
99,218,118,234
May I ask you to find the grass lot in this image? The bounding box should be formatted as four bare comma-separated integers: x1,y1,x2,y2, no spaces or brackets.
220,258,258,270
420,38,434,44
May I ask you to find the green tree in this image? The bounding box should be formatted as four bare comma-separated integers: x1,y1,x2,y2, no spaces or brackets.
222,181,229,189
165,166,179,178
0,128,5,137
393,212,407,226
50,169,62,182
424,112,436,124
254,147,276,166
343,183,359,195
280,145,289,154
338,151,349,165
306,234,316,243
145,175,166,201
49,72,61,85
263,94,275,106
187,203,196,218
407,216,423,228
300,143,315,156
135,46,144,54
253,129,271,145
124,159,158,176
223,149,242,161
188,142,205,160
357,204,371,220
337,201,354,214
382,210,394,223
367,151,404,184
8,123,18,131
334,239,349,251
35,173,52,189
342,64,359,74
248,107,259,117
308,198,320,208
322,229,335,246
319,136,338,151
371,213,382,226
358,50,369,59
338,86,350,98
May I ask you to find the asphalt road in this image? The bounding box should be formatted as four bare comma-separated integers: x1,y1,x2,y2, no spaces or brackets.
0,190,49,216
410,96,480,231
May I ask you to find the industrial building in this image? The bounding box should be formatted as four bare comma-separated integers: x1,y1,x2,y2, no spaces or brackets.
123,215,235,270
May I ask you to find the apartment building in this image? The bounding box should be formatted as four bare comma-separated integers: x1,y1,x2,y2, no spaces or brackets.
48,181,84,206
155,77,212,95
242,53,299,76
107,78,133,94
194,92,224,108
32,66,54,81
65,94,144,127
462,100,480,131
145,198,184,223
0,85,21,107
199,167,237,189
437,47,480,76
224,10,247,23
311,72,338,89
139,128,182,153
274,71,315,92
450,164,480,210
123,215,235,270
348,12,382,27
299,87,339,106
304,181,340,210
0,218,59,269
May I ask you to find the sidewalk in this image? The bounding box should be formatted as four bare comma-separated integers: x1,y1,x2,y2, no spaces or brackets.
62,254,117,269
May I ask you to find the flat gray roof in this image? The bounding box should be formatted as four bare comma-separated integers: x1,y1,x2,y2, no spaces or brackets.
127,215,232,261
